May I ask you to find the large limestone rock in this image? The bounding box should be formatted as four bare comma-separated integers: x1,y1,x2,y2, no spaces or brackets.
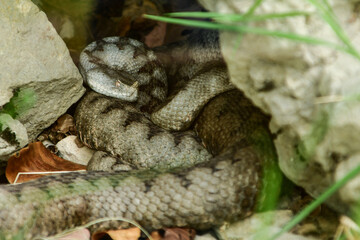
199,0,360,212
0,0,85,158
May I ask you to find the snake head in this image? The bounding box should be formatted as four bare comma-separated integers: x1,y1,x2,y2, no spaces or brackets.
79,37,145,102
80,66,139,102
80,36,167,104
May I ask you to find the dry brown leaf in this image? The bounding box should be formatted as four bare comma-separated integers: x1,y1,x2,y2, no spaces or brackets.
6,141,86,183
151,228,196,240
92,227,141,240
38,114,77,144
144,22,166,48
54,114,76,134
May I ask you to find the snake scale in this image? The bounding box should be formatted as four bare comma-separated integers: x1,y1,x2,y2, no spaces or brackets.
0,30,277,239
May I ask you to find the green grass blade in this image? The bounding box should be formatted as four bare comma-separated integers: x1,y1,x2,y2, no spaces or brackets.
147,1,360,61
242,11,310,21
144,14,239,31
164,0,264,22
237,25,347,51
243,0,263,18
306,0,360,60
269,163,360,240
164,12,231,18
144,14,348,53
165,11,310,22
321,0,336,14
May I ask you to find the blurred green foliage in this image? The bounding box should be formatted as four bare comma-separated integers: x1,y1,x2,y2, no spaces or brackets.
0,88,36,132
31,0,95,17
1,88,36,119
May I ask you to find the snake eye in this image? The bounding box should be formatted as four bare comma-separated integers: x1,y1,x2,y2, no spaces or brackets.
115,80,138,89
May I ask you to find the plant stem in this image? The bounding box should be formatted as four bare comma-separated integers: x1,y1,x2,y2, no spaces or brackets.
269,164,360,240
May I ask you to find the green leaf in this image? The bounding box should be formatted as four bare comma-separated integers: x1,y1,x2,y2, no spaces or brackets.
1,88,36,119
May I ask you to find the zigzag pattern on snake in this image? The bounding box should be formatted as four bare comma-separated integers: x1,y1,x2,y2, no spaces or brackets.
0,30,277,239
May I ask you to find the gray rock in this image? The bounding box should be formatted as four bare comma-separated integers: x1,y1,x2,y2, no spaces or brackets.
198,0,360,212
0,114,28,157
194,233,216,240
56,135,94,166
0,0,85,158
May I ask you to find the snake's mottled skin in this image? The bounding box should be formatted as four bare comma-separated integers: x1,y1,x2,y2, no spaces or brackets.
0,30,277,239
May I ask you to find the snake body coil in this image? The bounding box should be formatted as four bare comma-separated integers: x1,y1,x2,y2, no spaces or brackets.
0,30,277,239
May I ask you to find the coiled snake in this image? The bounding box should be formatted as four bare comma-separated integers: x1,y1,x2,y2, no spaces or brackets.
0,30,277,239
